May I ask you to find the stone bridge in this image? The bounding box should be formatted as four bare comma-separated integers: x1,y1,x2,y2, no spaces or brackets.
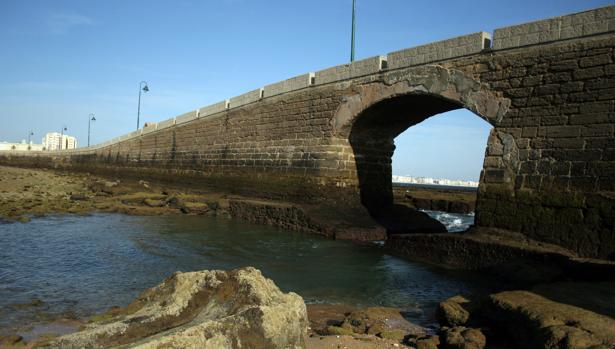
2,6,615,259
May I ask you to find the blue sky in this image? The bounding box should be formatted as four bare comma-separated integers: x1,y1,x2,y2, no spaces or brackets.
0,0,611,181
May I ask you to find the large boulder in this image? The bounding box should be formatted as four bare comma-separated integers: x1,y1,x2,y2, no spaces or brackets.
485,290,615,349
38,267,307,349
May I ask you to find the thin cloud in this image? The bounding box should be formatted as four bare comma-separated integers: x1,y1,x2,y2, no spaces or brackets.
47,13,93,34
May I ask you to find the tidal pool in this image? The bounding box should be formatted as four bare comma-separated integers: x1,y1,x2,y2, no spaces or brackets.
0,213,489,334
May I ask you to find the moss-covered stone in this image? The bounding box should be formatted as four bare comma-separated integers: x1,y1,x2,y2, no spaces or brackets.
326,326,354,336
378,329,406,341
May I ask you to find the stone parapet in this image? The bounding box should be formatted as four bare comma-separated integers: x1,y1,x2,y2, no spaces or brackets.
315,55,387,85
264,73,314,98
493,5,615,50
387,32,491,70
229,88,264,108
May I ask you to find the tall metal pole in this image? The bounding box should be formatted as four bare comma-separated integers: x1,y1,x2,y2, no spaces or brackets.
137,85,142,130
136,81,148,130
88,113,95,147
350,0,356,62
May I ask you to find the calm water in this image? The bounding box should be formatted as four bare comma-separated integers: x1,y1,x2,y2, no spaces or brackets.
0,213,488,334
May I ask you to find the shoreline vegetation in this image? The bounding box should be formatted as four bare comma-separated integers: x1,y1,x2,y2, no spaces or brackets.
1,165,614,348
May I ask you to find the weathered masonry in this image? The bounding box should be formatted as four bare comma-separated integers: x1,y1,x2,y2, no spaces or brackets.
3,6,615,259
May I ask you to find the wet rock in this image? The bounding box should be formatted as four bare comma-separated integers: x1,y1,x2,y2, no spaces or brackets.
143,198,165,208
378,329,406,341
165,196,182,207
485,290,615,349
89,180,120,195
69,193,88,201
408,334,440,349
436,295,471,327
0,334,23,345
306,303,356,335
449,201,472,214
138,180,150,189
39,267,307,349
17,216,31,223
440,326,486,349
180,202,210,214
373,204,447,234
327,325,354,336
341,306,425,338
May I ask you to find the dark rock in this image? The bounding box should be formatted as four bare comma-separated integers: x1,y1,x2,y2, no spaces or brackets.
326,325,353,336
0,334,23,345
69,193,88,201
411,197,433,210
440,326,486,349
340,306,425,338
306,304,356,335
485,290,615,349
432,199,450,212
436,295,472,327
408,334,440,349
143,198,165,208
165,196,181,207
374,204,447,234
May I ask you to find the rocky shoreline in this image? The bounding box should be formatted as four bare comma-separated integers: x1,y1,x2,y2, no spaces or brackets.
1,165,615,348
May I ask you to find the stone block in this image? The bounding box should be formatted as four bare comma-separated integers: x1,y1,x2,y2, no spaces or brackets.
493,5,615,50
229,88,263,109
387,32,490,70
157,118,176,130
175,111,197,125
582,124,614,137
264,73,314,98
142,122,158,134
314,55,386,85
126,130,142,140
199,101,228,118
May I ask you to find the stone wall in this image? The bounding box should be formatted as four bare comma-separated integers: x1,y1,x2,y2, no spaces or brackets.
461,35,615,259
1,5,614,259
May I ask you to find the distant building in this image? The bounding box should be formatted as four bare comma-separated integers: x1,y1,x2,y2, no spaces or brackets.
0,140,45,151
392,175,479,188
43,132,77,151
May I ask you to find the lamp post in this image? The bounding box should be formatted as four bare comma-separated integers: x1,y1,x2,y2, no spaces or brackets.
27,130,33,144
136,81,149,130
88,113,96,147
59,126,67,150
350,0,356,62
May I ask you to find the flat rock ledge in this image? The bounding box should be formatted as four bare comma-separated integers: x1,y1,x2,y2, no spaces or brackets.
36,267,308,349
485,290,615,349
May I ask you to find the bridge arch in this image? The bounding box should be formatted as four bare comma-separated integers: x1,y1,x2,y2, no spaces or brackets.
333,66,512,221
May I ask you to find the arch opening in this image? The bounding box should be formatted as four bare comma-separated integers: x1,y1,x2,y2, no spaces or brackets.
348,93,493,234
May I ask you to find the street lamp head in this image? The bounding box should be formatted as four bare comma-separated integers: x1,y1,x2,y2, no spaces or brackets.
91,116,96,121
142,84,149,93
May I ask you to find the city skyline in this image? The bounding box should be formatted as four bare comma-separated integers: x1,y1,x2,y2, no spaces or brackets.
1,0,611,181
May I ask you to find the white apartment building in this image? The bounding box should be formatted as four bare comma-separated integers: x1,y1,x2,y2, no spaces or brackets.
43,132,77,151
392,175,479,188
0,140,44,151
